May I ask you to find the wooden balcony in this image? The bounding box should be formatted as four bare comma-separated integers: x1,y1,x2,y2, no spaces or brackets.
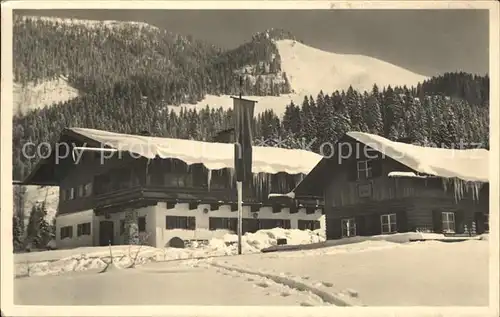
143,185,237,203
94,186,145,209
92,185,322,215
93,185,238,209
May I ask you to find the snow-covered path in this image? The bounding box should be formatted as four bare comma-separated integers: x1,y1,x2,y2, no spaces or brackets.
215,240,489,306
13,233,490,306
14,260,327,306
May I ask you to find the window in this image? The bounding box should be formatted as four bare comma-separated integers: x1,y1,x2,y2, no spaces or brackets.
166,216,196,230
60,226,73,239
357,183,372,198
84,182,93,197
115,168,132,190
68,187,75,200
77,222,91,236
380,213,397,234
298,220,321,230
258,219,291,230
164,173,189,187
120,219,126,235
138,216,146,232
442,212,455,233
210,169,230,189
192,164,208,188
209,217,237,231
357,160,373,180
275,219,291,229
77,185,85,197
485,214,489,232
341,218,356,238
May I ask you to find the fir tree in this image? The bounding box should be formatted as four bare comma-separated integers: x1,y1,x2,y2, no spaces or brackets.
13,214,24,251
124,209,140,245
25,202,51,249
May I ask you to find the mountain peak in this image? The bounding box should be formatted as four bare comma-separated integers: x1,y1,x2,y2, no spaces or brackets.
251,28,299,42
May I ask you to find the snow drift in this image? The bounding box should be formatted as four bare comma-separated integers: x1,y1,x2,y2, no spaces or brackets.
15,228,326,277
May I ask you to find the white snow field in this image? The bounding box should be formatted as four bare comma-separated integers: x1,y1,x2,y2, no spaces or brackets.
13,229,489,306
169,39,428,116
14,228,326,276
13,76,80,116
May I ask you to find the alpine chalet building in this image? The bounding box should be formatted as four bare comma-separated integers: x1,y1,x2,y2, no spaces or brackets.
20,128,325,249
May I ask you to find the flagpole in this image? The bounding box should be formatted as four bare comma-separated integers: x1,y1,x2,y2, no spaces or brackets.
237,181,243,255
237,75,243,255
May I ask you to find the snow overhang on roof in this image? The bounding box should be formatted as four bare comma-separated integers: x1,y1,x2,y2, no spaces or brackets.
347,131,489,183
68,128,323,175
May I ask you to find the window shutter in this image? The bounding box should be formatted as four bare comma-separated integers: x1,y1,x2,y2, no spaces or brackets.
432,210,443,233
454,210,465,234
396,210,408,233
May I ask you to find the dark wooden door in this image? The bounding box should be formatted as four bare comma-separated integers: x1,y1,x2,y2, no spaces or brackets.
99,221,114,246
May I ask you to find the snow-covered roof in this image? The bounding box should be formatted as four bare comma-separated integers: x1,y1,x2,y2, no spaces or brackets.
347,132,489,183
387,171,429,179
69,128,322,175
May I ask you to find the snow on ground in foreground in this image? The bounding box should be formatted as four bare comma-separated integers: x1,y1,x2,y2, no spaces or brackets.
218,239,489,306
14,228,326,277
14,235,489,306
14,260,326,306
13,77,79,116
15,229,485,278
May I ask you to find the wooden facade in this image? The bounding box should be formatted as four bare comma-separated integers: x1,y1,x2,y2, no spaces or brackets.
56,152,317,215
295,135,490,240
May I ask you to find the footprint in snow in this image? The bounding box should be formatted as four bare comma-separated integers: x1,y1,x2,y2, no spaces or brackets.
255,282,270,288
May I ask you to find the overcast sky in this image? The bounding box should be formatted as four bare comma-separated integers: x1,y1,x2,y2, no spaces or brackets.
16,9,489,76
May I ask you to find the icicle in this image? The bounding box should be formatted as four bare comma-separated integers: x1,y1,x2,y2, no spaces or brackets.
442,178,448,192
229,168,235,188
259,173,265,192
474,182,480,201
207,169,212,191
